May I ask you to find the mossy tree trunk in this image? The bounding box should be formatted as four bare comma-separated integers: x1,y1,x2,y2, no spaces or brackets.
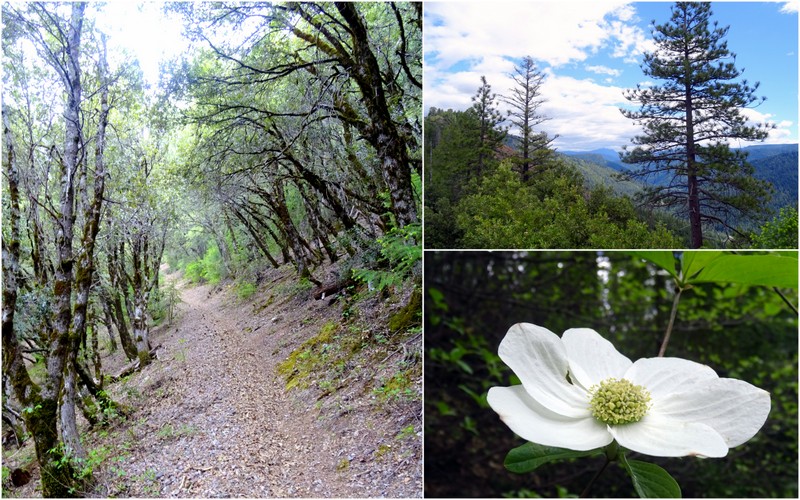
288,2,420,229
106,243,138,360
3,4,90,496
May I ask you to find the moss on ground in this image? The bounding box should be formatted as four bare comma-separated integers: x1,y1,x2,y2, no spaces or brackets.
277,321,341,390
387,288,421,333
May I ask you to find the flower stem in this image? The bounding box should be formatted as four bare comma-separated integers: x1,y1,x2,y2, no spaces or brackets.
580,442,618,498
580,456,610,498
658,286,683,357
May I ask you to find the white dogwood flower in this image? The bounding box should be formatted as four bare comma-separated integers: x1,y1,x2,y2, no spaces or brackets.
487,323,771,458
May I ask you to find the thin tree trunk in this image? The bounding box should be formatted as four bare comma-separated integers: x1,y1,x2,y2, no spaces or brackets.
132,296,151,366
270,181,313,279
107,249,137,360
229,207,280,268
59,356,85,462
99,297,118,353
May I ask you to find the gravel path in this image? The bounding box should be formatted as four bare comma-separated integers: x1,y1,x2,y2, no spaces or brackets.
96,274,421,497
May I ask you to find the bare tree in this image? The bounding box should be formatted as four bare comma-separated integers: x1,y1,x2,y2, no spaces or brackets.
504,56,557,182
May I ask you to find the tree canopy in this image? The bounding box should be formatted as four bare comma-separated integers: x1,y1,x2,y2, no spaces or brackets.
2,3,421,496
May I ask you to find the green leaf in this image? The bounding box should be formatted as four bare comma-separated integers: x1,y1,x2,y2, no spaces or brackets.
629,251,678,279
680,251,722,282
504,442,602,474
688,254,798,289
623,457,681,498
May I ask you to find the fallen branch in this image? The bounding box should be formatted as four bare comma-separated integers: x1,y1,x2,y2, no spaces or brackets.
313,278,356,300
110,344,162,382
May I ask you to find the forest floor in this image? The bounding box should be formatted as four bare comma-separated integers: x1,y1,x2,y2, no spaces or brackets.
3,265,422,497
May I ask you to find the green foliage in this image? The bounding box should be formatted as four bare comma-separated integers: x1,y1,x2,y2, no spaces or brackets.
184,260,205,284
752,206,798,249
183,244,225,284
621,456,681,499
454,163,680,248
635,251,799,289
353,222,421,292
373,368,419,404
1,466,10,496
234,281,258,300
504,443,602,474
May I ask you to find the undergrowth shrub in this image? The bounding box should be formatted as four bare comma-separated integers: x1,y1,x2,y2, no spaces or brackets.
183,245,225,284
352,222,421,292
235,282,257,300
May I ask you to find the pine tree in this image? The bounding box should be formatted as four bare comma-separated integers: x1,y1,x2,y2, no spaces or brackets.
470,76,506,178
620,2,774,248
504,56,556,182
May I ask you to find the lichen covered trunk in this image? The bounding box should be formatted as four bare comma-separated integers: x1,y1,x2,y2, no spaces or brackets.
59,356,86,461
335,2,418,229
133,299,151,366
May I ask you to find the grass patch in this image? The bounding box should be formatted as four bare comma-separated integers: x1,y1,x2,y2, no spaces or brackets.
235,282,258,300
373,367,420,404
156,423,197,440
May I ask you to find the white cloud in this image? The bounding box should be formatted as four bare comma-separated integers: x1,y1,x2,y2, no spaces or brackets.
586,65,622,77
780,1,799,14
538,71,639,150
424,2,656,149
739,108,797,145
424,1,797,151
424,2,650,69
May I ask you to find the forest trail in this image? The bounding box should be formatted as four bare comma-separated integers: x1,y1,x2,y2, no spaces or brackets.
90,268,421,497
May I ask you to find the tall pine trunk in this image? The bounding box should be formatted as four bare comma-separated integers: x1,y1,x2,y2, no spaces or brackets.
684,54,703,248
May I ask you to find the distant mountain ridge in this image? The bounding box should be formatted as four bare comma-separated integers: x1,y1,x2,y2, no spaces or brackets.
561,144,798,210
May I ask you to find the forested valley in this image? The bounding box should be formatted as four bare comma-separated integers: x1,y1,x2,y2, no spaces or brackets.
425,2,798,250
2,2,422,497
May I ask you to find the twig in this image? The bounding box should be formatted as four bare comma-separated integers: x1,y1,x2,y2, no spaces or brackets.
580,456,611,498
773,286,799,316
658,287,683,357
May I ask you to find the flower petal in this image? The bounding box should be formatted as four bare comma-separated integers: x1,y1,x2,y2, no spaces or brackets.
562,328,632,389
608,414,729,458
499,323,590,418
624,357,718,401
487,385,613,451
654,378,771,448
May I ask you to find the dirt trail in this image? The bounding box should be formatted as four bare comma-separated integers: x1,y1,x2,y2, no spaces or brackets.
95,272,422,497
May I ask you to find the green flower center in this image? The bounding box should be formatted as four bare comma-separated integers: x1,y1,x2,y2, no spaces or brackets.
589,378,651,425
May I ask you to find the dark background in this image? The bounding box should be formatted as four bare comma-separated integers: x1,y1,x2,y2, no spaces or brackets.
424,251,798,498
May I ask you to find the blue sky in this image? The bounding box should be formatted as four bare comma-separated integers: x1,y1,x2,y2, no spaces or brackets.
425,1,798,151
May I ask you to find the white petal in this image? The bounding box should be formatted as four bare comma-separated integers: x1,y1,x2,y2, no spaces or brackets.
499,323,590,418
625,357,718,401
655,378,771,448
562,328,632,389
487,385,613,451
609,414,729,458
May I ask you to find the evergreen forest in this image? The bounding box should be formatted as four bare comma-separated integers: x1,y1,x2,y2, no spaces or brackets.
424,2,798,250
2,3,422,497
